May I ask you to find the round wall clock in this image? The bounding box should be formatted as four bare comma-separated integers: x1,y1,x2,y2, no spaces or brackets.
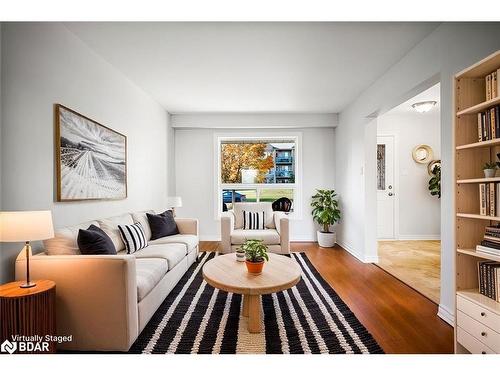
412,144,433,164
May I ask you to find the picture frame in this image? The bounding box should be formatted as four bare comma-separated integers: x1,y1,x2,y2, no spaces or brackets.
55,104,127,202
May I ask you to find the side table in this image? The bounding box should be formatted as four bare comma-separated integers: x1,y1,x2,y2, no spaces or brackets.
0,280,56,353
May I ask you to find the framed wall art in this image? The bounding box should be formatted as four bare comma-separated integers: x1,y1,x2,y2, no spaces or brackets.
55,104,127,201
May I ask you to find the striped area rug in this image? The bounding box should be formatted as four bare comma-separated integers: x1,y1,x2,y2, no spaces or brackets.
129,252,383,354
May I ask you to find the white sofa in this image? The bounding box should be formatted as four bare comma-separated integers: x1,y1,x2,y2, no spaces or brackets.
15,210,199,352
221,202,290,254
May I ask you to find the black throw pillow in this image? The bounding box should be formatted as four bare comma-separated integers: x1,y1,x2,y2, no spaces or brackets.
77,224,117,255
147,210,179,240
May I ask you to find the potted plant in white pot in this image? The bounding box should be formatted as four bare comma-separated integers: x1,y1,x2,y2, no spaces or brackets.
483,162,497,178
311,189,341,248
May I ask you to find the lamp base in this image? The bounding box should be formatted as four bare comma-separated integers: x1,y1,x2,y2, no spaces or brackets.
20,281,37,289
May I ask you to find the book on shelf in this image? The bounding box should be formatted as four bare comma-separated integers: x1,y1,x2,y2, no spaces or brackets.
478,182,500,216
477,261,500,302
485,69,500,101
477,244,500,256
476,105,500,141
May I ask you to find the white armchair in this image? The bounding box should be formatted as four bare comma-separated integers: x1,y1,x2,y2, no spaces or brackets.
221,202,290,254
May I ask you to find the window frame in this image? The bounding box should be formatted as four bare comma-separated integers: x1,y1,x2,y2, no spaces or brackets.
214,132,302,220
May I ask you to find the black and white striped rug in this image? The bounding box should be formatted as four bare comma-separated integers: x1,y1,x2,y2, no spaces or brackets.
129,252,383,354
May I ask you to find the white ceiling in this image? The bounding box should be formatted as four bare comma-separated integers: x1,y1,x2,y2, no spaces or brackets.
65,22,439,113
385,82,440,115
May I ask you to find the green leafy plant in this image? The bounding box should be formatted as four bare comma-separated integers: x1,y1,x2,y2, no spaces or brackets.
428,164,441,198
483,162,497,170
239,239,269,263
310,189,341,233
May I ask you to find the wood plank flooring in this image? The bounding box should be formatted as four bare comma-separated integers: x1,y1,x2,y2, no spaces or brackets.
378,240,441,304
199,241,454,354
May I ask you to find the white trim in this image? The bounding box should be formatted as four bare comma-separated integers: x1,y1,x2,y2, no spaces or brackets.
397,234,441,240
437,304,454,326
291,235,316,242
364,255,379,263
213,132,303,221
336,240,365,263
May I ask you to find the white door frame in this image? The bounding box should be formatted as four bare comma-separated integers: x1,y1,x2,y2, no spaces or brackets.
377,133,400,240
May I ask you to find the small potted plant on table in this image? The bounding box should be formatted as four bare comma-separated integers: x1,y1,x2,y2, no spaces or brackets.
311,189,341,248
239,239,269,274
483,162,497,178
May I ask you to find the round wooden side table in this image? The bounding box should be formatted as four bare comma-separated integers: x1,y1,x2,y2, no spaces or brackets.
0,280,56,353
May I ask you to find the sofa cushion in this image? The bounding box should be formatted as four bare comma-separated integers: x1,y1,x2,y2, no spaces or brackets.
118,222,148,254
77,225,117,255
136,258,168,302
231,229,281,245
233,202,275,229
131,210,154,241
147,211,179,240
133,243,187,270
44,220,101,255
148,234,198,252
97,213,134,252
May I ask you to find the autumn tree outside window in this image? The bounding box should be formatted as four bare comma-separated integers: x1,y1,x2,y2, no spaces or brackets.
217,136,300,215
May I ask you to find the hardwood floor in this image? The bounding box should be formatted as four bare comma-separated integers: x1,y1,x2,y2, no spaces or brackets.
378,240,441,304
199,241,454,354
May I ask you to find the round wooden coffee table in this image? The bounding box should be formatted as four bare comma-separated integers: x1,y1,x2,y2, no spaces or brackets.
202,253,301,333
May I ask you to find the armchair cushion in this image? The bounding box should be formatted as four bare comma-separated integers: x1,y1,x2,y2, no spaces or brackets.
230,229,281,245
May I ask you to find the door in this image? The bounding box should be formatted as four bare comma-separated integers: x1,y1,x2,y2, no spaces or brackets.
377,135,395,239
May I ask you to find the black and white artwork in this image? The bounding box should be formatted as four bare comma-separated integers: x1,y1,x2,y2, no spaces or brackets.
56,105,127,201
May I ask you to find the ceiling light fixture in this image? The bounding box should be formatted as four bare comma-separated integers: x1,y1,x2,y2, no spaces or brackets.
411,100,437,113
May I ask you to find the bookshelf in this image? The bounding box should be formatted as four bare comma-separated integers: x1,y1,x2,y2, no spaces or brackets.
455,50,500,354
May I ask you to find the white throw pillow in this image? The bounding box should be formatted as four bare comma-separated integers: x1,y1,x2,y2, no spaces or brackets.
118,222,148,254
242,210,266,230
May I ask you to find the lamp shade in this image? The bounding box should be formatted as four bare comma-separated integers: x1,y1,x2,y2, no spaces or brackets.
0,211,54,242
167,196,183,208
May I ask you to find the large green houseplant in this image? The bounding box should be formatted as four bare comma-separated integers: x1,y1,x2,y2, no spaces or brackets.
311,189,341,247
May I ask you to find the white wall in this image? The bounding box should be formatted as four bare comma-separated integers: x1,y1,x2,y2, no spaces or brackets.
175,127,335,241
377,110,441,239
0,23,171,282
172,113,338,129
335,23,500,325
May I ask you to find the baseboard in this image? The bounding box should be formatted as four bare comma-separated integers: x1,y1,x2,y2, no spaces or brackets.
199,235,316,242
291,235,316,242
336,240,364,262
396,235,441,240
437,304,455,326
364,255,379,263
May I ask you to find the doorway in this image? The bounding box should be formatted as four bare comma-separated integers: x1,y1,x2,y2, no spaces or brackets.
377,135,396,239
375,83,441,304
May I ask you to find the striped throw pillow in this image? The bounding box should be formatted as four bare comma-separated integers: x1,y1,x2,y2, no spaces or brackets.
118,222,148,254
243,211,265,230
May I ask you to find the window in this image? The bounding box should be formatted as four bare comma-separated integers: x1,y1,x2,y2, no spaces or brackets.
215,135,301,218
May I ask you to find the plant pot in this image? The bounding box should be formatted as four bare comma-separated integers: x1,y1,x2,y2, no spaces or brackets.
317,230,336,248
484,169,496,178
236,251,246,262
245,259,264,274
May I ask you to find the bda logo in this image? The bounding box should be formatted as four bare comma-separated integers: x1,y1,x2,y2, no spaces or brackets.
1,339,17,354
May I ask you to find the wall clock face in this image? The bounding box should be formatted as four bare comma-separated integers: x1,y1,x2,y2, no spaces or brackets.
412,145,433,164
